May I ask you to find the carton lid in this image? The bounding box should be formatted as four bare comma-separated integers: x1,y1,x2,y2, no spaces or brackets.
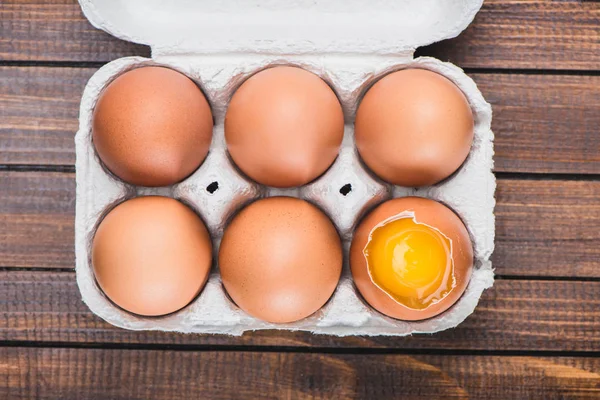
79,0,483,56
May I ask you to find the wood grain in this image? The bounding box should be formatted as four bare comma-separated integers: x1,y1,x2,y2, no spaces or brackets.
1,172,599,278
495,178,600,277
0,67,92,165
1,272,599,352
1,0,598,396
480,73,600,174
2,67,600,173
1,347,599,399
0,172,74,269
417,0,600,70
2,1,599,70
1,0,150,62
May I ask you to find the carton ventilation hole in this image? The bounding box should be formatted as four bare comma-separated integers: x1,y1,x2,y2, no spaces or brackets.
206,181,219,194
339,184,352,196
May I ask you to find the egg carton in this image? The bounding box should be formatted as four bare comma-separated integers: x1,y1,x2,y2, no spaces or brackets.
75,0,495,336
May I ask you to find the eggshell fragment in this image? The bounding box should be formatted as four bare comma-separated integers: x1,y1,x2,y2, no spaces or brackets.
225,66,344,188
350,197,473,321
355,68,474,187
92,196,212,317
93,66,213,187
219,197,343,323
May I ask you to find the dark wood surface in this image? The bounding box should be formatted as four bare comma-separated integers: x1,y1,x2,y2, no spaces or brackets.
2,172,600,278
1,0,599,398
3,0,599,69
3,349,599,400
2,271,599,352
3,67,600,174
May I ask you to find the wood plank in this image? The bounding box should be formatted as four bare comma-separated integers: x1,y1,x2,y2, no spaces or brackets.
2,172,599,278
0,0,150,62
417,0,600,70
1,271,599,352
2,1,599,70
481,73,600,174
0,172,74,269
494,178,600,277
2,67,600,173
1,347,599,399
0,67,93,165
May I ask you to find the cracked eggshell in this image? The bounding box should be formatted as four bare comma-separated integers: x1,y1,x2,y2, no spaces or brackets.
75,55,494,336
75,0,494,336
350,197,473,321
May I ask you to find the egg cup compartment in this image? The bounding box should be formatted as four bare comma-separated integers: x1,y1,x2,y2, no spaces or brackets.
76,54,494,336
75,0,494,336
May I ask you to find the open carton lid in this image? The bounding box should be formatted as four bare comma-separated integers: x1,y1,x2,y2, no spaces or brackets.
79,0,483,56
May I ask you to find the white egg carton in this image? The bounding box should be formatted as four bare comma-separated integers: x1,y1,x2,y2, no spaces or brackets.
75,0,495,336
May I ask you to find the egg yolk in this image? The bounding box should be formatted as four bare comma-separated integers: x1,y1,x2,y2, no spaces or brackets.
364,217,455,310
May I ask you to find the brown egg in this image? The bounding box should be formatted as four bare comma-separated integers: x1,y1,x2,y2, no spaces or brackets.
93,66,213,187
350,197,473,321
219,197,342,323
355,68,474,187
225,66,344,188
92,196,212,316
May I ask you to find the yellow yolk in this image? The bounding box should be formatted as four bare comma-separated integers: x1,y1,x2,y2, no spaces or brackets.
364,217,455,310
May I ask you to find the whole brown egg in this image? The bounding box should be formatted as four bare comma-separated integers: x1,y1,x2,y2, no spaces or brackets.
219,197,342,323
350,197,473,321
93,66,213,187
355,68,474,187
225,66,344,188
92,196,212,317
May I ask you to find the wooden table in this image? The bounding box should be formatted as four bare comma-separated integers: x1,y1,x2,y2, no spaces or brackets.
1,1,599,398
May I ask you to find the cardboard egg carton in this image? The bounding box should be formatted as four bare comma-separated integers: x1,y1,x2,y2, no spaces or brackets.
75,0,495,336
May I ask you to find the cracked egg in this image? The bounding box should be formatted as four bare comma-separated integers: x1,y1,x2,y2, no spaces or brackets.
350,197,473,321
